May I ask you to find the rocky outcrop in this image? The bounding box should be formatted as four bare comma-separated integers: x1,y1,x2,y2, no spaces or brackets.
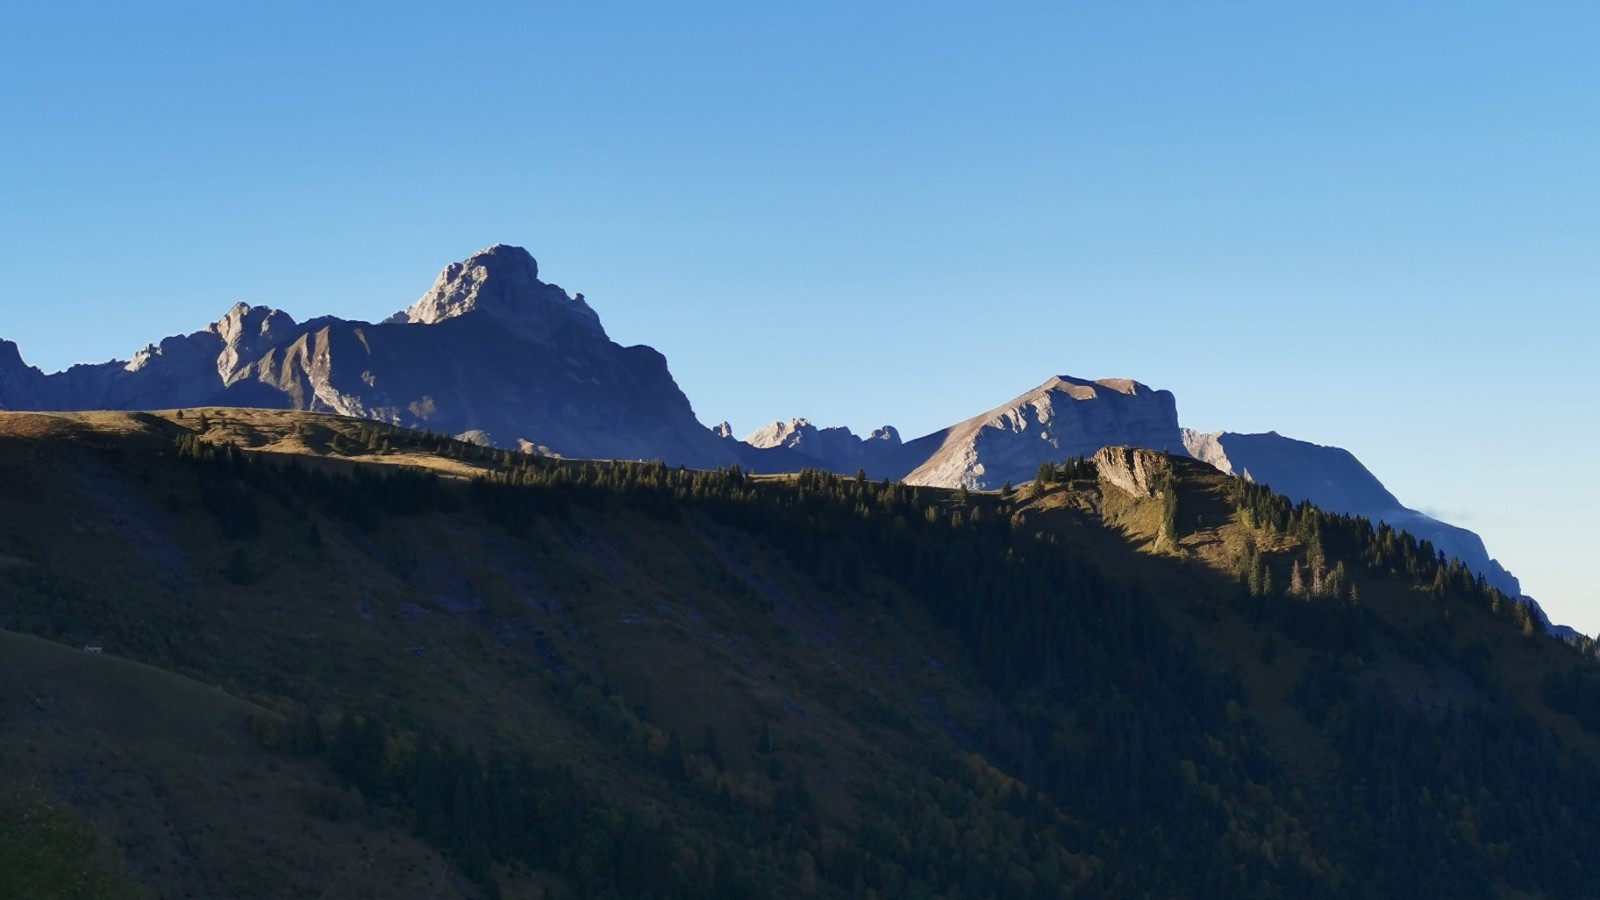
1182,428,1522,598
0,245,734,468
891,376,1188,490
1093,446,1174,499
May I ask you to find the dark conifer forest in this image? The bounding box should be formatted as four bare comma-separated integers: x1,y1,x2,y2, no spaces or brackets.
3,410,1600,898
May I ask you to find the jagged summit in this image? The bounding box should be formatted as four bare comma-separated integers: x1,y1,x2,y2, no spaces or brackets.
739,417,903,472
206,303,298,380
0,244,729,467
385,244,605,341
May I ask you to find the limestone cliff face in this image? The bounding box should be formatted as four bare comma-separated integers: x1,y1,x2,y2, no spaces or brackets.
0,245,734,468
1182,428,1522,598
891,376,1188,490
1093,446,1174,500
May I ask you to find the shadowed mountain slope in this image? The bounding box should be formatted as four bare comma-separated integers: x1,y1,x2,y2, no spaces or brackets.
5,410,1600,897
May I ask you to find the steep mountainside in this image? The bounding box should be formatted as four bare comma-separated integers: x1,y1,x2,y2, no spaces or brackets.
1183,429,1522,598
7,409,1600,897
0,245,733,468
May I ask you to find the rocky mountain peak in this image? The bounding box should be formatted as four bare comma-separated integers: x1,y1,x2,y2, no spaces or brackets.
896,374,1187,490
744,418,813,449
0,339,28,370
204,303,298,380
208,302,296,343
1035,375,1148,401
0,339,46,408
386,244,605,342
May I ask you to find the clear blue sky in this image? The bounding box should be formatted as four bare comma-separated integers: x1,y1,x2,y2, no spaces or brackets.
3,3,1597,630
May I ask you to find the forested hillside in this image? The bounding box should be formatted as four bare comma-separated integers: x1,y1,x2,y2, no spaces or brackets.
2,409,1599,899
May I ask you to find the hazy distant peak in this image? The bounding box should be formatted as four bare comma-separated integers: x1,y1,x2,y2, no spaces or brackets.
744,418,816,448
740,418,902,471
387,243,605,341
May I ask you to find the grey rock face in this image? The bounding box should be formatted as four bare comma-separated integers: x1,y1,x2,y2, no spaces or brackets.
890,376,1188,490
385,245,606,343
0,245,733,468
1181,428,1522,598
1093,446,1174,500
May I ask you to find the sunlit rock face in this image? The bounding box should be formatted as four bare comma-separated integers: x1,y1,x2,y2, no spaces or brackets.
1093,446,1175,500
886,376,1189,491
0,245,734,468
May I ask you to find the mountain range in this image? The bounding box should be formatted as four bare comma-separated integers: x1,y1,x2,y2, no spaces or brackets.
0,244,1537,620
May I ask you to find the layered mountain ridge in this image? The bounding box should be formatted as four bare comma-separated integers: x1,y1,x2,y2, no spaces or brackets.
0,243,1542,624
748,386,1530,613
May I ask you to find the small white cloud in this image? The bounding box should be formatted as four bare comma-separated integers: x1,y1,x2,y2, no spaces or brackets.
1419,506,1474,523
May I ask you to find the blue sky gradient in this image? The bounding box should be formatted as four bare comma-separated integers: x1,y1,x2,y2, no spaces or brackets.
3,2,1597,629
